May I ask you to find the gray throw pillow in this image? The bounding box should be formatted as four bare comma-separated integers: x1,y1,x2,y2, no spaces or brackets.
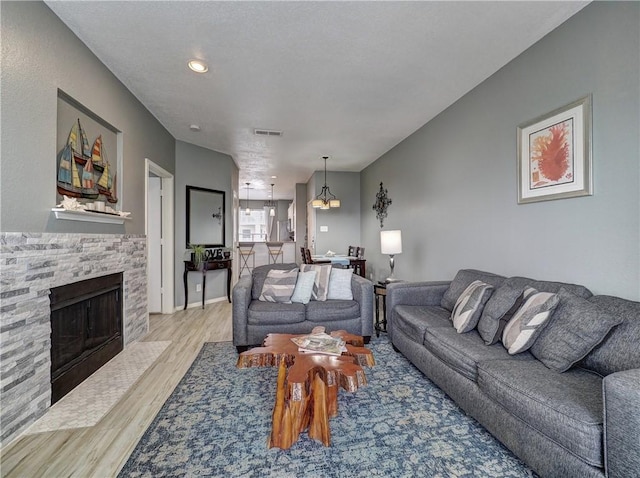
451,280,494,333
258,269,298,303
441,269,505,311
502,287,559,355
477,284,527,345
530,288,623,372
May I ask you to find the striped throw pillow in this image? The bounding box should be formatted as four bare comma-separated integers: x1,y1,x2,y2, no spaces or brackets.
301,264,332,301
502,287,560,354
258,269,299,303
451,280,494,333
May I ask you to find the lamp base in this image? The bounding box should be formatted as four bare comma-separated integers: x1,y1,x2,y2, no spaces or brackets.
384,277,402,284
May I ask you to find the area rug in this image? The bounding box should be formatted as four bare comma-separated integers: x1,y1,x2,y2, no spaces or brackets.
26,341,171,433
119,338,536,478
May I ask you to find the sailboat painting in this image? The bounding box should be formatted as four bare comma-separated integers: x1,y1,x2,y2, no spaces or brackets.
57,118,118,204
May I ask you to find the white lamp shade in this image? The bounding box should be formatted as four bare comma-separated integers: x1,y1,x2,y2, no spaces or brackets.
380,230,402,255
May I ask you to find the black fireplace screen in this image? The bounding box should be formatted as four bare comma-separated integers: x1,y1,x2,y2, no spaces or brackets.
50,272,123,403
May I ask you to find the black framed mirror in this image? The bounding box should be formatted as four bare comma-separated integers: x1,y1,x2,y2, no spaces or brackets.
186,186,225,248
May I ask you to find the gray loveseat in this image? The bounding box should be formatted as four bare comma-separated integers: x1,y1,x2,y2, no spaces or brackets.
233,263,374,352
387,269,640,478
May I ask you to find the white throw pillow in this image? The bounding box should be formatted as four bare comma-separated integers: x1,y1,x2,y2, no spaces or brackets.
327,268,353,300
451,280,494,333
502,287,560,354
290,270,317,304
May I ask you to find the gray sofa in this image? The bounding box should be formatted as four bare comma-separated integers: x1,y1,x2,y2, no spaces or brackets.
387,269,640,478
233,263,374,352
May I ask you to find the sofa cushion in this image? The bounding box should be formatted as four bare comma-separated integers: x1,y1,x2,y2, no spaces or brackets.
258,269,298,303
247,301,306,325
477,359,604,467
502,288,559,354
477,284,528,345
423,327,533,382
580,295,640,376
252,263,299,300
530,288,623,372
451,280,494,333
306,300,360,322
326,268,353,300
394,305,451,343
301,264,332,301
441,269,505,311
290,270,317,304
503,276,592,299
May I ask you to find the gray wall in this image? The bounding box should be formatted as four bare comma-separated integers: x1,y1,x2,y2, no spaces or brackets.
309,171,361,255
361,2,640,300
1,1,175,234
175,141,237,308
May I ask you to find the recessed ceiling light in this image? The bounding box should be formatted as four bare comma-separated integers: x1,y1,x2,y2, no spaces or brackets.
189,124,201,132
271,175,277,179
188,60,208,73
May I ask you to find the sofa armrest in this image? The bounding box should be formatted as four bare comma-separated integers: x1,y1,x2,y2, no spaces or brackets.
232,275,253,346
603,368,640,477
386,281,450,341
351,274,374,337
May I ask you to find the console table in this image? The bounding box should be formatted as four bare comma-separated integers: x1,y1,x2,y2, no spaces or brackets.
183,259,232,310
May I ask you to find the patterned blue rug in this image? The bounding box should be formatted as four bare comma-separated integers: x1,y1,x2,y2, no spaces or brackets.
119,338,535,477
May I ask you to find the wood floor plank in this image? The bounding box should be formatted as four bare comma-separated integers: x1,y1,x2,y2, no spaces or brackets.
0,301,233,478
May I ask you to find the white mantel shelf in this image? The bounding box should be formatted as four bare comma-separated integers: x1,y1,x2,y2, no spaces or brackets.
52,208,131,225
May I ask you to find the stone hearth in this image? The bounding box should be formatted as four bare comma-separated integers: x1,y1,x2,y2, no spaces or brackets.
0,233,147,446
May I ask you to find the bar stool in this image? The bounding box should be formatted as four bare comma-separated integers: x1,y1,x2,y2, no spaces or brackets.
238,242,255,278
266,241,284,264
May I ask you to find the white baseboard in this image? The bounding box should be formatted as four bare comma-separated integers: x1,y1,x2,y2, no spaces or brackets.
176,296,228,312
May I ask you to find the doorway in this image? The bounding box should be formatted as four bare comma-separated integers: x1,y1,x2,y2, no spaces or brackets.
145,159,174,314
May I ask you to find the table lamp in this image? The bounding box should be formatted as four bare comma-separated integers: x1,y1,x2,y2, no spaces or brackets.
380,230,402,283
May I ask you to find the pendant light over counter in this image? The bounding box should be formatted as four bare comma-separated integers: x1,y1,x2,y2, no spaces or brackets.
269,183,276,217
312,156,340,209
244,182,251,215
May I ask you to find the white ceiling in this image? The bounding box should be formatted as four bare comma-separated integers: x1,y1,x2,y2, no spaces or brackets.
46,1,588,200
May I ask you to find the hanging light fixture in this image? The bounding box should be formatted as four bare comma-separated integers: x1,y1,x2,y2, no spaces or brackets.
245,182,251,215
269,183,276,217
312,156,340,209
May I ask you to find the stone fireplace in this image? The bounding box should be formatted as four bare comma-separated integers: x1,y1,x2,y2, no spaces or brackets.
0,233,147,446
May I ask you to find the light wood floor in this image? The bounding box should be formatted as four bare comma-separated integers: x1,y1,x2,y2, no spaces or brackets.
0,301,233,478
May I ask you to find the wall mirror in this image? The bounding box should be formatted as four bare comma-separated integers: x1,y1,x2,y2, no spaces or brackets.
186,186,225,248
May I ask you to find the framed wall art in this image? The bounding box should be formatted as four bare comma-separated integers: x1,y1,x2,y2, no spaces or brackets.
56,90,122,208
517,95,592,204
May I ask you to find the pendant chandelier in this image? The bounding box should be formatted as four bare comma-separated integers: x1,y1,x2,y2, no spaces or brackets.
244,182,251,215
268,183,276,217
312,156,340,209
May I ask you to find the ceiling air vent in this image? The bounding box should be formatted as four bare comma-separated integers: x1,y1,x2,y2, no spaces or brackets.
254,129,283,137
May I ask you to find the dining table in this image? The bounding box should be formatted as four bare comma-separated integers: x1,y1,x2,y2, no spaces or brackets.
311,254,366,278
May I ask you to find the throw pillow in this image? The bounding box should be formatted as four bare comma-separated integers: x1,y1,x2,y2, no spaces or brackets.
502,287,560,355
301,264,332,301
477,284,527,345
451,280,494,333
290,270,317,304
258,269,298,303
327,268,354,300
530,288,623,372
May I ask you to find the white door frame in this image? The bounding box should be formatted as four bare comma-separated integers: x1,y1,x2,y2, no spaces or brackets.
145,158,175,314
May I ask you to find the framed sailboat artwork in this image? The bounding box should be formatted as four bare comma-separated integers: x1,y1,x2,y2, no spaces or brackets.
56,90,121,207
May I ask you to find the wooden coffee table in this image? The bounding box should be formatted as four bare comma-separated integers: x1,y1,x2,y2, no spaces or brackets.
236,330,375,449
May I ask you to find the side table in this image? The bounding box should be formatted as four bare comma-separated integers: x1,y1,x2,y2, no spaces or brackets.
183,259,232,310
374,282,388,337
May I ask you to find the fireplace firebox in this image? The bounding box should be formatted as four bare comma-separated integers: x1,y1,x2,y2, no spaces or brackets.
50,273,123,403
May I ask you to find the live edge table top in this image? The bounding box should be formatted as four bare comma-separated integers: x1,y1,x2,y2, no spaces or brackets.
236,331,375,449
